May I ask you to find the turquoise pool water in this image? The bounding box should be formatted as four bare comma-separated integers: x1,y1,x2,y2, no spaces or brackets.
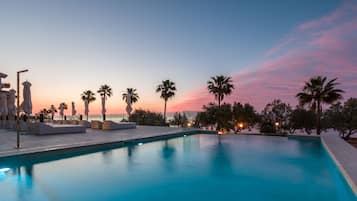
0,134,356,201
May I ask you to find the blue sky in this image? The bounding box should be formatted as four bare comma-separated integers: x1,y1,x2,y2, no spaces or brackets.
1,0,349,114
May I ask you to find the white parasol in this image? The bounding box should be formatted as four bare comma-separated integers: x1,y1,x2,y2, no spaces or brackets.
50,104,56,119
0,92,8,117
7,89,16,116
71,101,77,116
59,103,64,119
20,81,32,115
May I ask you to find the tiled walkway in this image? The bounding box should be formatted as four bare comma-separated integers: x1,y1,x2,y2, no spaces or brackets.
0,126,199,158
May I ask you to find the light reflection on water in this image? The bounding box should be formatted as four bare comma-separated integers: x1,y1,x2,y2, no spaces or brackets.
0,134,356,201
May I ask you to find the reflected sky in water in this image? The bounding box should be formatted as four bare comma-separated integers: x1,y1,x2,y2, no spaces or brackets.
0,134,356,201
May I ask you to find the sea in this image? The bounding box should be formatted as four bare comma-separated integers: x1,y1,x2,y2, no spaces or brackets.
54,112,198,122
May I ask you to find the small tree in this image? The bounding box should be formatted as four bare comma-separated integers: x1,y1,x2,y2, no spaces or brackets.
232,102,258,129
324,98,357,140
129,109,166,126
170,112,189,127
199,103,233,131
259,99,292,134
289,106,316,134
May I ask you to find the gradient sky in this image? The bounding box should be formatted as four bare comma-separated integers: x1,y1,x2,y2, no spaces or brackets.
1,0,356,115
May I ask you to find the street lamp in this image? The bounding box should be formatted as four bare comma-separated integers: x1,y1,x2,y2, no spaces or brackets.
16,69,29,149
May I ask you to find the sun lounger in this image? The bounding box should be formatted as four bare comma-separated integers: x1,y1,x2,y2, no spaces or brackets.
28,122,86,135
79,120,91,128
91,120,103,129
71,120,79,125
102,120,136,130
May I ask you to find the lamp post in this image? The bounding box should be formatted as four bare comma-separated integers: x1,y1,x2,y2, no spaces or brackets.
16,69,29,149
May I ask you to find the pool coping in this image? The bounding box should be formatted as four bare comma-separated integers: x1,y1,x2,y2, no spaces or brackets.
0,129,216,159
321,133,357,196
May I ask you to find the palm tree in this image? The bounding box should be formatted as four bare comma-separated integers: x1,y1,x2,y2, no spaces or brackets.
207,75,234,108
97,84,113,120
156,80,176,121
122,88,140,117
81,90,96,120
296,76,344,135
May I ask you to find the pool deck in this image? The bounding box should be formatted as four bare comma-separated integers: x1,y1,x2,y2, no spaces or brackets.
0,126,205,158
321,133,357,196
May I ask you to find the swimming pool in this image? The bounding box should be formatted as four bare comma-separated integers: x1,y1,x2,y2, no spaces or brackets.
0,134,356,201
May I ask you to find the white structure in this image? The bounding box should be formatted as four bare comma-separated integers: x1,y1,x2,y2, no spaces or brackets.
71,101,77,116
7,89,16,117
59,103,65,119
20,81,32,115
50,105,56,120
0,72,8,88
0,92,8,117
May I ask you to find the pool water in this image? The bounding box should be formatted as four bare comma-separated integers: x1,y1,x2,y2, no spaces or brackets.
0,134,356,201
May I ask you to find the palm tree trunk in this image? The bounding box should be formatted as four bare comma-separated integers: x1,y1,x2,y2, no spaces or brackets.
164,100,167,122
103,94,106,121
316,101,321,135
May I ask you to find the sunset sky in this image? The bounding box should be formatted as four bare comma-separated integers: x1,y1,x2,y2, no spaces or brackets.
1,0,356,115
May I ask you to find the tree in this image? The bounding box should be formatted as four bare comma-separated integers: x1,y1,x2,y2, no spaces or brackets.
97,84,113,120
232,102,258,129
197,103,233,131
170,112,189,127
296,76,344,135
289,106,316,134
324,98,357,140
122,88,139,117
129,109,166,126
156,80,176,121
39,108,50,119
81,90,96,119
207,75,234,108
259,99,292,134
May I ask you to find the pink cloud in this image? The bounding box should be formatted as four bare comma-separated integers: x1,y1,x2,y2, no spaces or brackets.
172,1,357,112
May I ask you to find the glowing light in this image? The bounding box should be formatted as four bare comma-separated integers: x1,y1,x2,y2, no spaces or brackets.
218,131,223,135
138,143,143,146
184,135,187,137
275,122,280,127
0,168,10,173
238,123,243,128
187,123,192,127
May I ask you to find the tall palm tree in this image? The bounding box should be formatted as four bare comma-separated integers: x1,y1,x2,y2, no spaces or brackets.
296,76,344,135
207,75,234,108
81,90,96,120
156,80,176,121
97,84,113,120
122,88,140,117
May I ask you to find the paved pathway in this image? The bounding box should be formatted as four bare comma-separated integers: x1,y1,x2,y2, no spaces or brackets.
321,133,357,196
0,126,201,158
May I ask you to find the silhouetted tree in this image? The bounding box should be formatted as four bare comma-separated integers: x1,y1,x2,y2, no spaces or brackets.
296,76,344,134
97,84,112,120
156,80,176,121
